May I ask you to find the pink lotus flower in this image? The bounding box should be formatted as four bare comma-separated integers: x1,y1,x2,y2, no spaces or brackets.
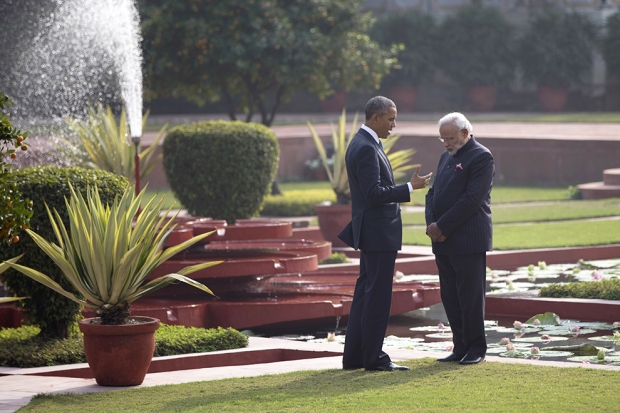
513,321,523,329
499,337,511,345
541,334,551,341
592,270,603,281
530,346,540,355
445,344,454,352
533,319,541,326
506,343,516,351
613,322,620,327
438,322,445,329
570,326,580,332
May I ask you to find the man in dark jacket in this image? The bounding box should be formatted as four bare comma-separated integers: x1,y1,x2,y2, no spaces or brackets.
425,112,494,365
338,96,431,371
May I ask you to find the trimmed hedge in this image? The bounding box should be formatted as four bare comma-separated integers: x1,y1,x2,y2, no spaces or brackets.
260,189,335,217
163,121,279,223
0,166,129,339
0,324,249,368
539,279,620,301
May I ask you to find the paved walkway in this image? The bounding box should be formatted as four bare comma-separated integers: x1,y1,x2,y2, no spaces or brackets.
1,336,619,412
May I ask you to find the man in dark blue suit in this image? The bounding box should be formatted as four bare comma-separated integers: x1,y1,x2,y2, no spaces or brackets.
338,96,432,371
425,112,494,365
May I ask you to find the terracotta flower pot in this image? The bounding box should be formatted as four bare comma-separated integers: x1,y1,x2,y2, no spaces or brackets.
318,90,347,113
79,316,160,386
537,86,569,112
467,85,497,112
388,86,419,113
314,203,352,248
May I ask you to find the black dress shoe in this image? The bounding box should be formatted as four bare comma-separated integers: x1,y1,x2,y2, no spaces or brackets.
367,362,410,372
459,354,485,365
437,353,465,362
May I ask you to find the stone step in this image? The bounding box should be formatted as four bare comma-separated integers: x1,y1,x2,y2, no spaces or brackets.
603,168,620,186
577,181,620,200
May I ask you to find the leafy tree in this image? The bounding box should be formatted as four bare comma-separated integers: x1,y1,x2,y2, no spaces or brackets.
0,91,33,245
141,0,397,126
603,12,620,82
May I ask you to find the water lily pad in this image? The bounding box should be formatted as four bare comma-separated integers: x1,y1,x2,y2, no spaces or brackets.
409,326,452,332
587,335,620,342
272,335,316,341
566,355,620,363
525,312,561,325
425,332,453,339
383,336,424,348
512,335,568,343
543,343,600,356
537,328,597,336
493,326,541,333
398,274,440,282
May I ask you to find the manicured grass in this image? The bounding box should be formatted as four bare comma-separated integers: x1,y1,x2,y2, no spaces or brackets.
278,182,570,206
402,198,620,226
22,359,620,412
473,112,620,123
403,218,620,249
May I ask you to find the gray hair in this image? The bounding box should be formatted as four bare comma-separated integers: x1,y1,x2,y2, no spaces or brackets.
438,112,473,134
365,96,396,120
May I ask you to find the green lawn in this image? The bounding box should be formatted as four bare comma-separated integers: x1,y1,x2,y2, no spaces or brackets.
279,182,570,205
403,218,620,250
21,359,620,413
402,198,620,225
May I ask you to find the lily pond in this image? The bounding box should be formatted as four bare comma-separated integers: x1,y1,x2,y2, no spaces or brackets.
266,258,620,366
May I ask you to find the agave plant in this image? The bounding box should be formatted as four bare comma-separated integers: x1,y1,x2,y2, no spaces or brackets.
0,258,24,303
56,104,165,184
307,108,417,204
3,184,221,325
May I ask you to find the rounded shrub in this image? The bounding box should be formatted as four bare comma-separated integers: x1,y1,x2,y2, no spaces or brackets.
0,166,129,339
163,121,280,223
517,11,598,88
603,12,620,81
437,5,516,86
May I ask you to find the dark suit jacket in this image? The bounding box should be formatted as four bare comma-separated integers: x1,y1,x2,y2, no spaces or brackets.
338,128,411,251
425,136,494,255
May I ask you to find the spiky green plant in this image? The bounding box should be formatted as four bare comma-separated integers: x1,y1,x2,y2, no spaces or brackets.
58,105,165,183
307,108,417,204
3,184,221,325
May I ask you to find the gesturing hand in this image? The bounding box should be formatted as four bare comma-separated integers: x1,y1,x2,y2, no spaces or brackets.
410,166,432,190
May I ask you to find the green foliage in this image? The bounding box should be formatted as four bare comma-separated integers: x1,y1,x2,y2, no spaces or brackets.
141,0,396,126
0,166,129,339
0,324,248,368
163,121,279,223
517,11,598,88
56,105,166,183
539,279,620,301
0,91,33,245
369,10,437,87
525,312,561,325
319,252,350,265
5,184,220,325
261,190,336,217
603,12,620,81
437,5,516,86
154,325,248,357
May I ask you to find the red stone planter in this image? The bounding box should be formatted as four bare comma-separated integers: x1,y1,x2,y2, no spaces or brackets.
78,316,160,386
537,86,569,112
388,86,418,113
467,85,497,112
318,90,347,113
314,203,352,248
